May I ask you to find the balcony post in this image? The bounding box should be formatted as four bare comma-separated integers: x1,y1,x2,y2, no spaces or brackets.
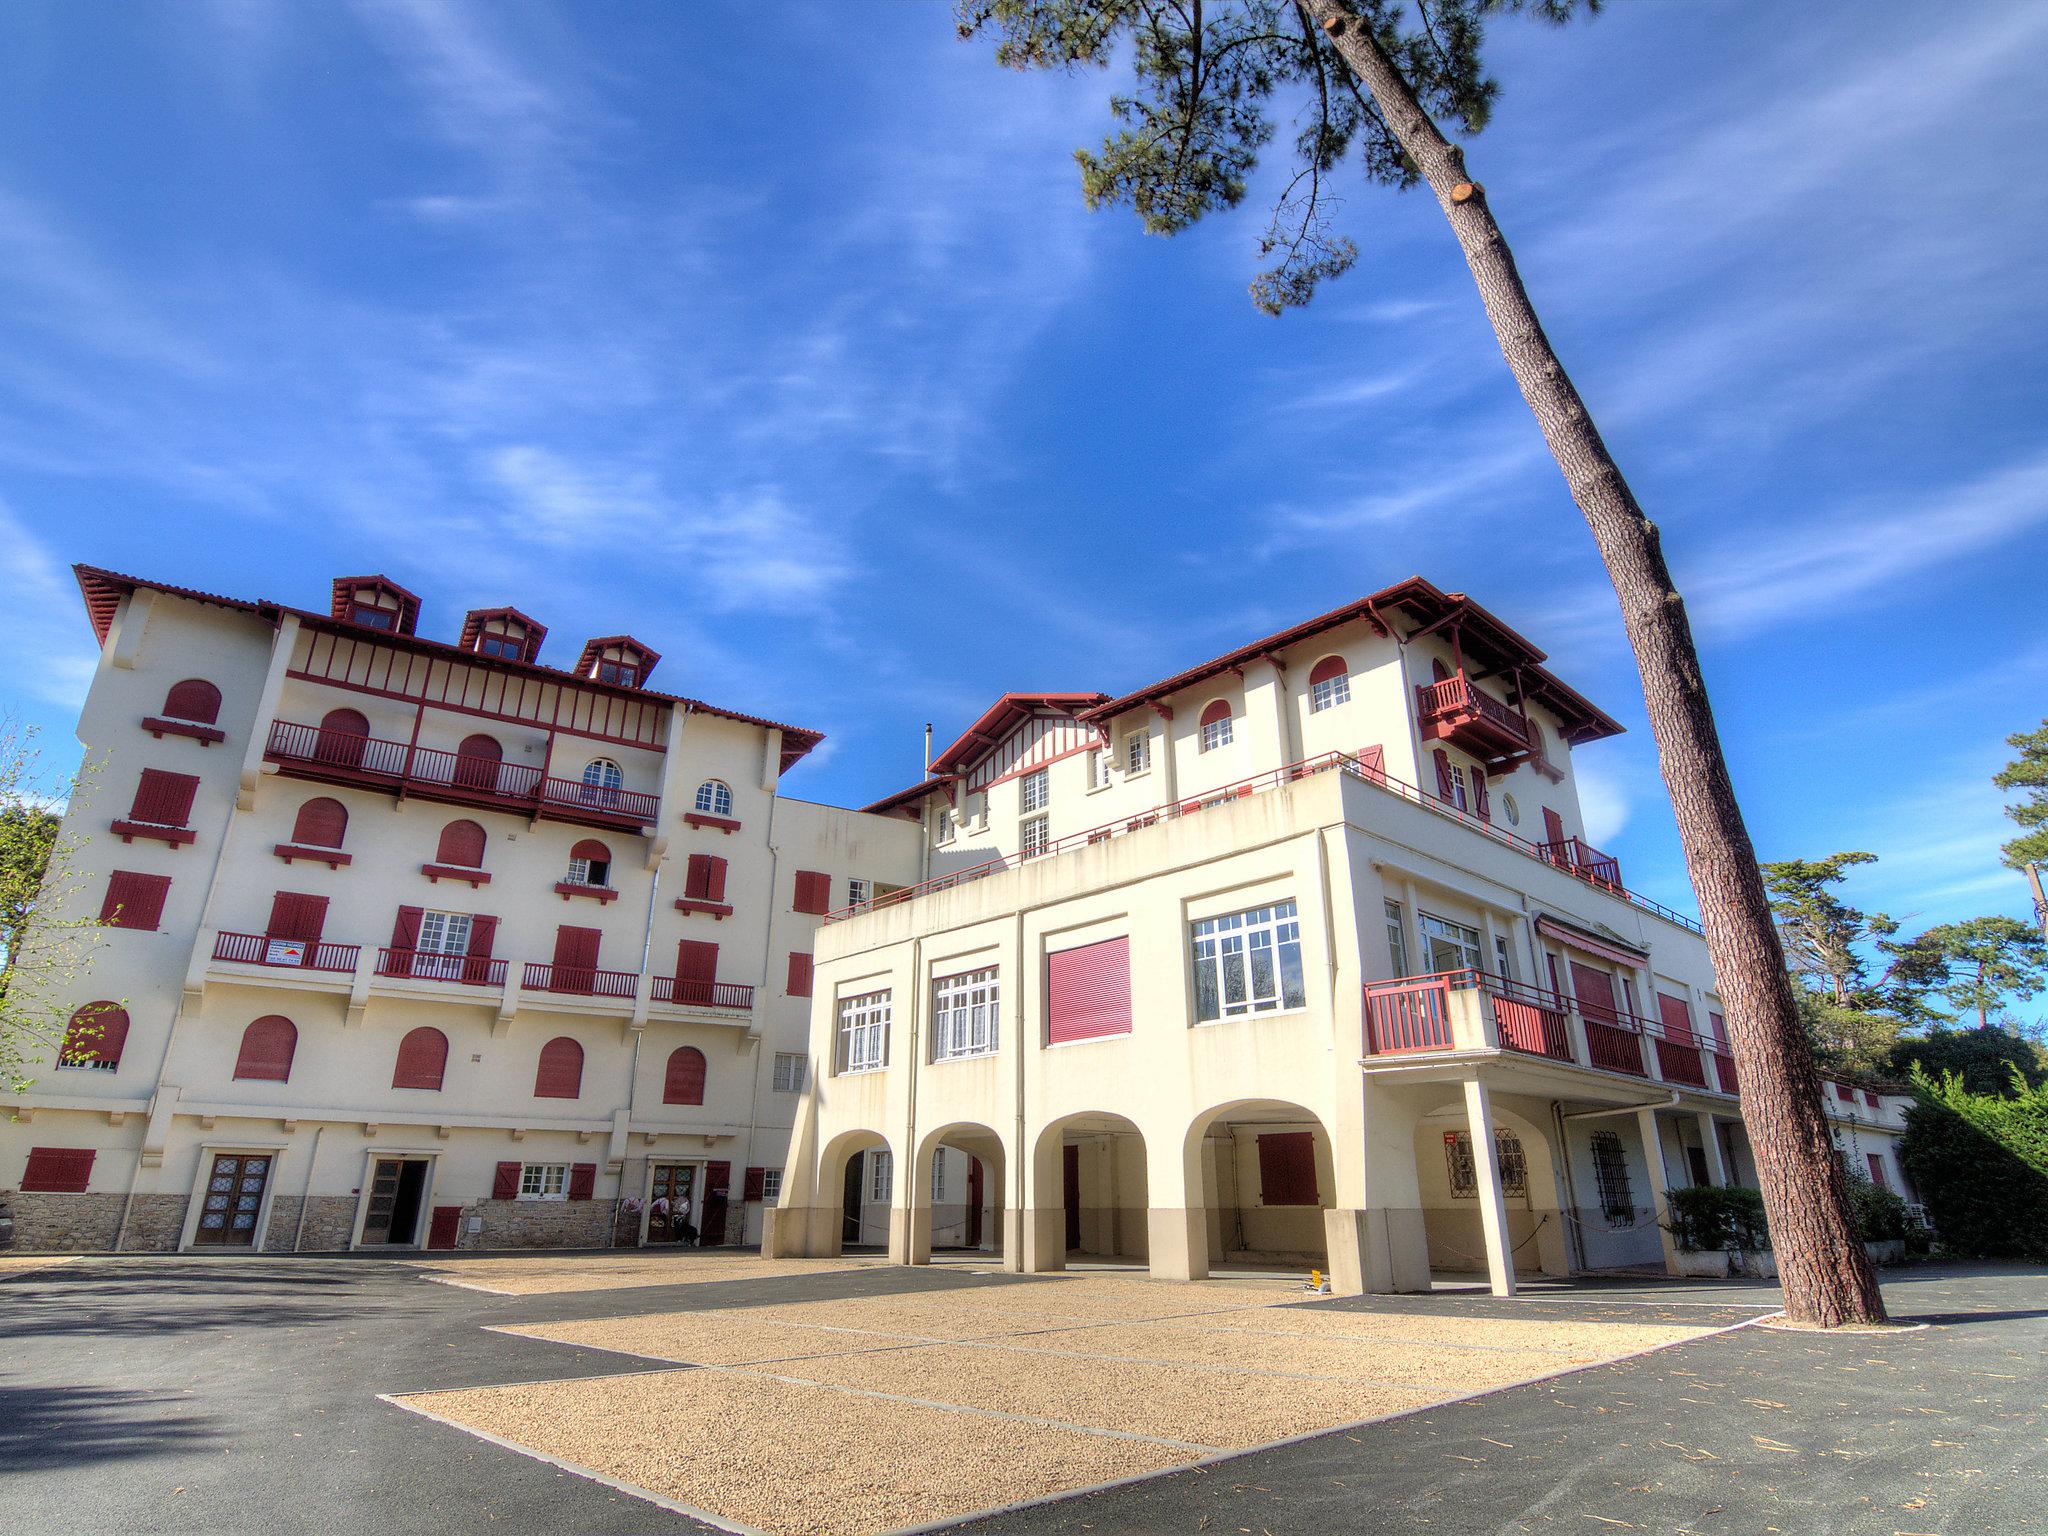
1634,1107,1684,1275
1694,1112,1729,1187
1551,949,1592,1065
344,948,373,1030
1462,1075,1516,1298
1634,965,1666,1081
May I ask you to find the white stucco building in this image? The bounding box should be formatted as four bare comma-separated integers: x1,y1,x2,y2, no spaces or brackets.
766,582,1917,1294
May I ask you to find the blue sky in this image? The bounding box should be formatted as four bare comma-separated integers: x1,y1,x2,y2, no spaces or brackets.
2,0,2044,941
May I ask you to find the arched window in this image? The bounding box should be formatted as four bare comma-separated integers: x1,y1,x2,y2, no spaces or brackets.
663,1046,707,1106
1431,657,1453,684
694,779,733,818
392,1026,449,1091
58,1002,129,1071
1308,656,1350,713
436,819,487,868
568,838,611,887
534,1036,583,1099
580,757,623,807
453,733,502,792
290,797,348,849
162,679,222,725
316,708,370,769
1198,699,1234,752
233,1016,298,1081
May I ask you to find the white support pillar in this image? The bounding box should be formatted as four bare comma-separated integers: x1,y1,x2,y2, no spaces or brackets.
1463,1076,1516,1298
1694,1111,1729,1186
1635,1107,1682,1274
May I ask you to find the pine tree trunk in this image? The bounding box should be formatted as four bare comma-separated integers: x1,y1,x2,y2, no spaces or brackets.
1309,1,1883,1325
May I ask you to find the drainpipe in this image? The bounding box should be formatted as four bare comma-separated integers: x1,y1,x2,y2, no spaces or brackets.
736,772,783,1241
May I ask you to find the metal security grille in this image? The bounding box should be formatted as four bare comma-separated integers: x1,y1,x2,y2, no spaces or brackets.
1590,1130,1636,1225
1444,1129,1528,1199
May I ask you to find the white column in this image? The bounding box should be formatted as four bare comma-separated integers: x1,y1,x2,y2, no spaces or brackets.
1695,1111,1729,1186
1463,1076,1516,1298
1635,1107,1682,1274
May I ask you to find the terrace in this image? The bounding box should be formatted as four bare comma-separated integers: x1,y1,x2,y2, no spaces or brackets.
1415,670,1538,771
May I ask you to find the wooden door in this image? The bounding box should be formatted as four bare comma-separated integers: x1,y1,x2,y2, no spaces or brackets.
193,1152,270,1247
454,734,502,791
362,1158,427,1245
966,1156,985,1249
648,1163,698,1244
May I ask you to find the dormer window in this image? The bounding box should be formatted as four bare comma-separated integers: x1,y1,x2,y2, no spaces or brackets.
574,635,661,690
458,607,548,664
330,576,420,636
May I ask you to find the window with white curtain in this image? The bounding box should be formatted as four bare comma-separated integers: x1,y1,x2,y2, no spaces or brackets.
932,968,999,1060
837,991,891,1074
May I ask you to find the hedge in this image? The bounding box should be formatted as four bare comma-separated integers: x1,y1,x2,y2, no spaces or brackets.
1899,1066,2048,1261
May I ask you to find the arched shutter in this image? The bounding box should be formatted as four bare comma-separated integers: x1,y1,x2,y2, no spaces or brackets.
1200,700,1231,727
664,1046,707,1105
1308,656,1346,686
1431,658,1452,683
534,1036,583,1098
570,837,610,864
317,708,370,768
436,819,486,867
392,1027,449,1090
291,797,348,848
233,1016,298,1081
453,734,502,791
61,1003,129,1069
162,678,222,725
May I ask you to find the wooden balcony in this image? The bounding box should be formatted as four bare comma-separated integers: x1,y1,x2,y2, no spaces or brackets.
1364,970,1574,1063
1415,672,1536,769
375,947,507,987
265,720,658,831
521,962,640,999
650,976,756,1011
1539,835,1625,893
213,931,361,973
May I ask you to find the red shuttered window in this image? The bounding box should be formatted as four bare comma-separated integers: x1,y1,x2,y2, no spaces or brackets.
1542,806,1567,847
1257,1131,1320,1206
684,853,728,902
162,679,223,724
492,1161,522,1200
535,1036,583,1098
436,819,486,867
568,1163,597,1201
233,1015,298,1081
266,892,328,943
291,797,348,848
129,769,200,828
1046,937,1132,1045
101,871,171,930
392,1026,449,1091
58,1004,129,1070
786,952,813,998
1657,992,1693,1038
792,870,830,915
21,1147,95,1193
664,1046,707,1105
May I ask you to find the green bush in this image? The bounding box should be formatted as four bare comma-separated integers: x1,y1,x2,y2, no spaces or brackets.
1899,1066,2048,1260
1841,1170,1908,1242
1665,1185,1769,1252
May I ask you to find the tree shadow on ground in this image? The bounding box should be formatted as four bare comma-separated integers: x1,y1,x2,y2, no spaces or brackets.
0,1386,219,1470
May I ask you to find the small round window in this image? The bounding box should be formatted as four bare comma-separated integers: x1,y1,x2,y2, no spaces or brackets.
694,779,733,817
1501,792,1521,827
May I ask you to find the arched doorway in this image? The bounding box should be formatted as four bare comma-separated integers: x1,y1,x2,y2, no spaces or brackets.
1410,1095,1571,1279
1185,1099,1336,1274
819,1129,894,1256
1030,1112,1149,1271
914,1122,1007,1263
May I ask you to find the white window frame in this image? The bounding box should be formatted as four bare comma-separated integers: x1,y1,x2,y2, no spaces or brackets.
1309,668,1351,713
567,854,611,888
837,991,891,1075
1200,710,1233,753
1020,814,1050,859
1417,911,1484,974
1088,749,1111,791
1125,731,1151,774
847,878,872,909
694,779,733,817
932,967,1000,1061
1190,901,1307,1023
772,1052,807,1093
868,1149,893,1203
1385,900,1410,977
411,910,474,980
931,1152,947,1201
1021,768,1049,813
937,807,956,843
518,1163,569,1201
761,1168,784,1202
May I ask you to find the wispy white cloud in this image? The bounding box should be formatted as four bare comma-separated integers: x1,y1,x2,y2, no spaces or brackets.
0,501,99,708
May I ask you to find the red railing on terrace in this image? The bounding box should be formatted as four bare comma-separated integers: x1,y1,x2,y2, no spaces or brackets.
1416,674,1534,742
265,720,660,825
827,747,1703,935
213,931,361,973
521,962,639,998
375,947,507,987
1487,974,1574,1061
1364,969,1575,1062
1539,836,1623,892
1654,1026,1711,1088
1712,1049,1739,1095
650,976,756,1010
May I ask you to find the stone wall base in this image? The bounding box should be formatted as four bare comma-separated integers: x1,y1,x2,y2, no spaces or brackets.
471,1198,614,1249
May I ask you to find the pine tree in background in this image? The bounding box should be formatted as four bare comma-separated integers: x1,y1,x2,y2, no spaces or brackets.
958,0,1883,1322
1994,720,2048,940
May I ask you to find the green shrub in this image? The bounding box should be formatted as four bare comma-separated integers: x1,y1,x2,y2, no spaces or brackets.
1899,1066,2048,1260
1664,1185,1769,1252
1840,1170,1908,1242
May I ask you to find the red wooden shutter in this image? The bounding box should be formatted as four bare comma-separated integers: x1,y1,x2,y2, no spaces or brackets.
317,708,369,767
1570,964,1620,1025
233,1016,298,1081
162,678,222,724
567,1162,597,1201
664,1046,707,1105
1046,937,1132,1044
1357,743,1386,781
1656,993,1693,1039
705,1161,731,1196
743,1166,766,1201
1471,770,1491,821
392,1027,449,1090
793,870,830,914
1708,1010,1726,1047
385,906,424,974
1866,1153,1888,1190
21,1147,95,1193
453,734,501,790
786,951,813,998
129,769,200,827
675,940,719,1004
684,853,713,899
492,1161,522,1200
1432,749,1455,800
60,1004,129,1069
704,855,728,902
534,1036,583,1098
291,797,348,848
1256,1131,1320,1206
552,925,600,991
1431,657,1451,683
463,915,498,983
267,892,328,943
100,871,171,930
570,837,610,868
1542,807,1567,847
437,820,486,867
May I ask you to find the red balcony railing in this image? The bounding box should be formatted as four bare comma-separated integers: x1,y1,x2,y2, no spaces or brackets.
1416,672,1538,767
1654,1029,1711,1088
1538,836,1624,893
265,720,658,826
650,976,756,1010
1488,976,1574,1062
1712,1049,1739,1095
213,931,360,973
375,947,507,987
521,962,639,998
1364,969,1575,1062
1417,674,1531,740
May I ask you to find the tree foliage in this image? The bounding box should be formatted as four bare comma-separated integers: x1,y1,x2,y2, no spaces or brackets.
1994,718,2048,872
1900,1065,2048,1260
0,722,104,1092
1879,917,2048,1031
960,0,1589,312
1887,1022,2048,1099
1761,851,1885,1005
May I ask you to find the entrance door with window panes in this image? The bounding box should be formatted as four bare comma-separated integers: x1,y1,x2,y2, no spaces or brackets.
410,910,472,981
361,1157,429,1245
648,1163,699,1244
193,1152,271,1247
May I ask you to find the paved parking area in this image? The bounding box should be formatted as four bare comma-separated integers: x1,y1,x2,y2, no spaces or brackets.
1,1254,2038,1536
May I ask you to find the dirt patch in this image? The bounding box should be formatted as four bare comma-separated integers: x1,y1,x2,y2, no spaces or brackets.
0,1255,78,1277
408,1252,880,1296
1006,1321,1582,1388
398,1367,1196,1536
497,1311,936,1366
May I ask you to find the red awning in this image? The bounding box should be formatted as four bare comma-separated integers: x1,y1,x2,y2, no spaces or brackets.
1534,913,1649,968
